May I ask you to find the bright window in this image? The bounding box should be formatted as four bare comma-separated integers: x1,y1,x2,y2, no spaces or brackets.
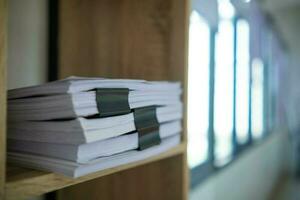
214,0,235,165
251,58,264,139
187,11,211,168
236,19,250,144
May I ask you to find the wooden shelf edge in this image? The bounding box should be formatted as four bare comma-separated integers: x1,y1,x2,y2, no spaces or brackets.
5,143,186,200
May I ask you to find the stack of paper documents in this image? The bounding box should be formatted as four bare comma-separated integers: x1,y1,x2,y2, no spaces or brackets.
7,77,183,178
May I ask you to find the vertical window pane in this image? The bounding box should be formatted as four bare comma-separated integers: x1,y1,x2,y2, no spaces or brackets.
236,19,250,144
251,58,264,139
187,11,210,168
214,18,234,165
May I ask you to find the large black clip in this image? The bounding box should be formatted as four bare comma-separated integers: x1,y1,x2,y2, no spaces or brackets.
133,106,161,150
96,88,131,117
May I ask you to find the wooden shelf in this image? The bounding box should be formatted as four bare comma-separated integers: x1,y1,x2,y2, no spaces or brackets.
5,143,186,200
1,0,189,199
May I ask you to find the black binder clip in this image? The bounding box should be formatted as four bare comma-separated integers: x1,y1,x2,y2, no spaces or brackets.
96,88,131,117
133,106,161,150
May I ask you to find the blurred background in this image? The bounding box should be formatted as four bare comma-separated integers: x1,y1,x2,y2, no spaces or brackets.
187,0,300,199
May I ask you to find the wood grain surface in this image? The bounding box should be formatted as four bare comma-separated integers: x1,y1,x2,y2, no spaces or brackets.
57,0,189,199
5,144,185,200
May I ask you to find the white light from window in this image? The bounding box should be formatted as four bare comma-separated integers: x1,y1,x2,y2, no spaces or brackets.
236,19,250,144
214,19,234,165
187,11,210,168
218,0,235,19
251,58,264,139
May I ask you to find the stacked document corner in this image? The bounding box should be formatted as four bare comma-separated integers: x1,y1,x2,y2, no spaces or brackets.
7,77,183,178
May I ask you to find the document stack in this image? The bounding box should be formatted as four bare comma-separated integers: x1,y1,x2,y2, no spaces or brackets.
7,77,183,178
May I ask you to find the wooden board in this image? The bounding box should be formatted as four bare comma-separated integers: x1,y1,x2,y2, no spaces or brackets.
57,0,189,141
0,0,7,198
57,154,185,200
5,144,185,200
56,0,189,199
58,0,186,83
57,0,189,140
